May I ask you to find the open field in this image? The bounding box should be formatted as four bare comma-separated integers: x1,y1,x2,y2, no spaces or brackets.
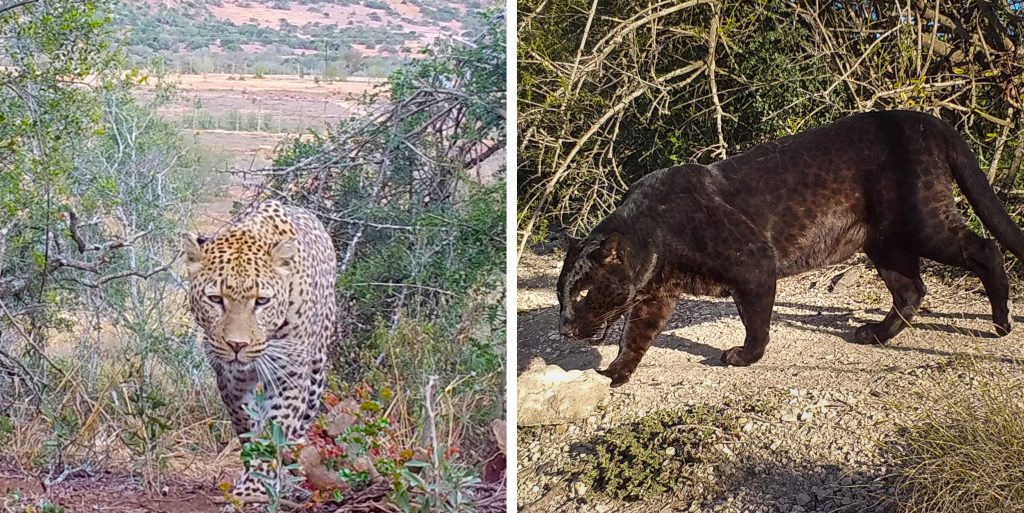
140,74,381,134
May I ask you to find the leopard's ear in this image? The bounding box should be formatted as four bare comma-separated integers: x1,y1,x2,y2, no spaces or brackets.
598,233,627,265
270,237,298,275
559,232,583,250
182,232,205,277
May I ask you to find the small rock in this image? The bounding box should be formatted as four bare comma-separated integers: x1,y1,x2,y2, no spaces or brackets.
799,411,813,422
298,446,349,492
795,492,811,506
517,365,612,426
829,266,863,292
573,481,588,497
742,421,754,433
665,446,677,456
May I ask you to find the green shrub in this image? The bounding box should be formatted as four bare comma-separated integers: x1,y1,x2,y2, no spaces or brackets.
572,403,764,501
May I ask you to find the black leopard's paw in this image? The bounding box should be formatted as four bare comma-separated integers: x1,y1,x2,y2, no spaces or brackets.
850,323,887,345
721,346,764,367
597,366,631,387
995,320,1012,337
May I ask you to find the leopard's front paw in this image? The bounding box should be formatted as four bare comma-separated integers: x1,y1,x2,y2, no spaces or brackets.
598,364,634,386
721,346,764,367
219,473,268,512
850,323,886,345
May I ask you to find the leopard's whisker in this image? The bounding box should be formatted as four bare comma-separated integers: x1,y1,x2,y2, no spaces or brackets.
257,351,304,392
255,359,282,398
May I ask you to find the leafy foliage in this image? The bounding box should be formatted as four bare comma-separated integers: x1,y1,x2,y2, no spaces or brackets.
518,0,1024,244
572,404,763,502
260,10,505,459
0,0,219,489
301,388,498,512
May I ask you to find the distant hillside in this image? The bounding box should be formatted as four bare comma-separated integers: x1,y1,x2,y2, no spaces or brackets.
114,0,493,77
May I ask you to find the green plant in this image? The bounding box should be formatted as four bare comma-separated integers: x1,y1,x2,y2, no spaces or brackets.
264,10,506,462
573,404,758,501
302,387,489,512
517,0,1024,247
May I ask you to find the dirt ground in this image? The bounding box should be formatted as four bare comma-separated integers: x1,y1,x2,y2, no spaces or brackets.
0,459,231,512
516,250,1024,513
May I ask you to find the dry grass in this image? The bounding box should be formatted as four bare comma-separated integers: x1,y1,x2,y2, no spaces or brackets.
888,361,1024,513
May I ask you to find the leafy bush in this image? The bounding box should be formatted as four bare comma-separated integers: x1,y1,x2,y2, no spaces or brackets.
263,10,505,460
0,1,222,488
571,403,766,502
518,0,1024,244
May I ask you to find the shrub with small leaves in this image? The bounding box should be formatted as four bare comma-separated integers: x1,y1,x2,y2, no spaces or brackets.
300,387,484,512
573,403,767,502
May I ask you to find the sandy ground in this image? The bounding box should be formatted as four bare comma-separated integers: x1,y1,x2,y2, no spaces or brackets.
516,250,1024,513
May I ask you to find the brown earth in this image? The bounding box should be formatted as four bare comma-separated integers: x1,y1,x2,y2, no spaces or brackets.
0,460,229,513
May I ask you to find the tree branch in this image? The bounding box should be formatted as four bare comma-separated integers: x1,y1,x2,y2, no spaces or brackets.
0,0,39,16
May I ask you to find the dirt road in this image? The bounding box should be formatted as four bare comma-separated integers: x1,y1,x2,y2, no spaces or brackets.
516,251,1024,513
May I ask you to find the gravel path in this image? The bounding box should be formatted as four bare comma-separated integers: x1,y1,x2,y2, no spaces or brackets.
516,251,1024,513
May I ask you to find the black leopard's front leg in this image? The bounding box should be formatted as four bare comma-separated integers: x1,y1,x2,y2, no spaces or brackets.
599,294,678,386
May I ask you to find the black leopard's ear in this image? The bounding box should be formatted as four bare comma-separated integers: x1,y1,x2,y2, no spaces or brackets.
598,233,627,265
559,232,583,250
182,232,205,277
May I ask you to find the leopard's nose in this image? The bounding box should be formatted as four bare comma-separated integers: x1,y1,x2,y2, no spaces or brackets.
225,339,249,354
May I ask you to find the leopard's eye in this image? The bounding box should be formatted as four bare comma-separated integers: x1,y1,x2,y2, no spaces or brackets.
208,295,224,305
576,289,589,301
255,297,271,307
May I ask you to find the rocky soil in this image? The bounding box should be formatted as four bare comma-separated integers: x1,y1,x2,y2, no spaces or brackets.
516,251,1024,513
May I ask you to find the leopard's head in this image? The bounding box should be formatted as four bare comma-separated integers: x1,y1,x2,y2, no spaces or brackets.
183,230,296,368
556,233,636,342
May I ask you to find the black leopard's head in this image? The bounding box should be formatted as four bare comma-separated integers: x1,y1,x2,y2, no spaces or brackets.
556,233,636,342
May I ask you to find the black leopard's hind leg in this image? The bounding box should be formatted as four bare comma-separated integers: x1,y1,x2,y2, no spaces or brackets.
852,247,927,344
918,228,1011,336
599,294,677,386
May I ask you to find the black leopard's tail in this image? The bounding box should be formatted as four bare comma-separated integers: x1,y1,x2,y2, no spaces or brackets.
947,128,1024,261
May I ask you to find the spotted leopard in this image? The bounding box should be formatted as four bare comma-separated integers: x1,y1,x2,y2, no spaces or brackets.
184,200,336,507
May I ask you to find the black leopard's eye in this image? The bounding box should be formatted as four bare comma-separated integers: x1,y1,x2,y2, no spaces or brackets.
208,295,224,305
576,289,589,301
255,297,271,307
